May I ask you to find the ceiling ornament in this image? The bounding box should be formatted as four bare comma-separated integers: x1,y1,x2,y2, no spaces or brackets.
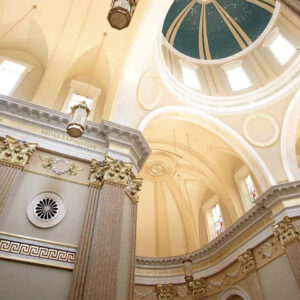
108,0,137,30
243,113,279,147
0,135,37,168
40,155,82,176
162,0,275,60
137,72,161,111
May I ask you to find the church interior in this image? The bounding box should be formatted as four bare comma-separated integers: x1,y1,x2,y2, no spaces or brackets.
0,0,299,299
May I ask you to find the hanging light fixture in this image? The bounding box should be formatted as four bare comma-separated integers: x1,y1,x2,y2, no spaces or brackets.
183,257,194,283
108,0,137,30
67,102,90,138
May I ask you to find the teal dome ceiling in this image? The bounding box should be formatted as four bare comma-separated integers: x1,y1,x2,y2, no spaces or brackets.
162,0,276,60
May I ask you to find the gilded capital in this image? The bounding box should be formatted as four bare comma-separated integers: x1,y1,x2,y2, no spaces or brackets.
0,135,37,168
89,156,133,187
156,284,176,300
273,216,299,248
126,178,143,203
188,278,206,299
238,249,256,274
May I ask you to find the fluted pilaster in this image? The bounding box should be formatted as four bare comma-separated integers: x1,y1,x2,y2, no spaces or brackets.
273,216,300,288
68,156,142,300
0,135,37,214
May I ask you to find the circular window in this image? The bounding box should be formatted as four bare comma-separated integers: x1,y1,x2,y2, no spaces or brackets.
27,192,66,228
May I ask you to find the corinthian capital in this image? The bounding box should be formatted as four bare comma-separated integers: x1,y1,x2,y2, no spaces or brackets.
0,135,37,168
273,216,299,248
89,156,133,187
238,249,256,274
126,178,143,203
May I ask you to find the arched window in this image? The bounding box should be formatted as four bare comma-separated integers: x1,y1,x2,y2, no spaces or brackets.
62,80,101,119
234,166,258,211
202,196,225,241
0,58,32,96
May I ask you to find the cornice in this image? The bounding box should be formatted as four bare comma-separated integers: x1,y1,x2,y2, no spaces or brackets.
135,181,300,283
0,95,151,173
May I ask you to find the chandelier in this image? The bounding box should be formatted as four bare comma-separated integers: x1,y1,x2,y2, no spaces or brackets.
67,102,90,138
108,0,137,30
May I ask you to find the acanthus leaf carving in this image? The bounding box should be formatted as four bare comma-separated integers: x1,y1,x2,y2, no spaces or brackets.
188,278,206,299
127,177,143,203
89,156,133,187
238,249,256,274
273,216,299,247
0,135,37,168
156,284,176,300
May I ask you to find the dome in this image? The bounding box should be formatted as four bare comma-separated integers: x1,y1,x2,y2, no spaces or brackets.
162,0,276,60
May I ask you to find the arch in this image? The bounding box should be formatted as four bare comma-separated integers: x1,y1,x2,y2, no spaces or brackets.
281,88,300,181
138,106,276,191
218,286,251,300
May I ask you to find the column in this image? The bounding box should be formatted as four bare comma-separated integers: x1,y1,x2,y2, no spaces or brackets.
273,216,300,288
280,0,300,16
238,249,265,300
68,156,143,300
0,135,37,213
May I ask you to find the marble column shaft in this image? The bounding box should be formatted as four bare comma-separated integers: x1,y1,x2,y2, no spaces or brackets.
285,239,300,288
247,271,265,300
0,164,21,213
67,186,101,300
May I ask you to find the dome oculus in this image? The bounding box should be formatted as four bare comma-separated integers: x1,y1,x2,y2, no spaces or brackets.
162,0,275,60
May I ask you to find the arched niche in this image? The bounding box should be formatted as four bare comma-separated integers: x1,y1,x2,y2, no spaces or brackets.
218,286,251,300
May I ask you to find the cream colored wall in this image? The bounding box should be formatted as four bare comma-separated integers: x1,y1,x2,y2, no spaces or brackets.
258,254,300,300
0,171,89,245
0,260,71,300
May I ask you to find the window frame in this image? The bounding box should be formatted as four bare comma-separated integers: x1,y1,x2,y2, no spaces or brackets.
179,60,202,91
234,166,258,212
62,80,101,120
0,57,33,97
263,27,297,66
221,60,252,92
202,195,225,242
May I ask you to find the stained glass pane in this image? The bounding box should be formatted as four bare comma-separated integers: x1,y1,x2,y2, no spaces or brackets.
244,175,257,202
211,204,224,236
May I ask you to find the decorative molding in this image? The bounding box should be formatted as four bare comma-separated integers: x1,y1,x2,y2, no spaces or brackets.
0,232,76,270
273,216,299,247
243,113,279,148
26,192,66,228
257,241,277,259
127,178,143,203
188,278,206,299
238,249,256,274
0,95,151,173
0,135,37,168
40,155,82,176
135,181,300,284
207,266,241,290
156,284,176,300
89,156,133,187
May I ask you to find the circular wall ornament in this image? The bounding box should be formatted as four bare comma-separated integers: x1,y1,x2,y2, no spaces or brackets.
27,192,66,228
137,72,161,110
243,113,279,147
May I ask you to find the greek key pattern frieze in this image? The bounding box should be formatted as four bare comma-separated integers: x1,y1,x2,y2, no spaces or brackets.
0,234,76,269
